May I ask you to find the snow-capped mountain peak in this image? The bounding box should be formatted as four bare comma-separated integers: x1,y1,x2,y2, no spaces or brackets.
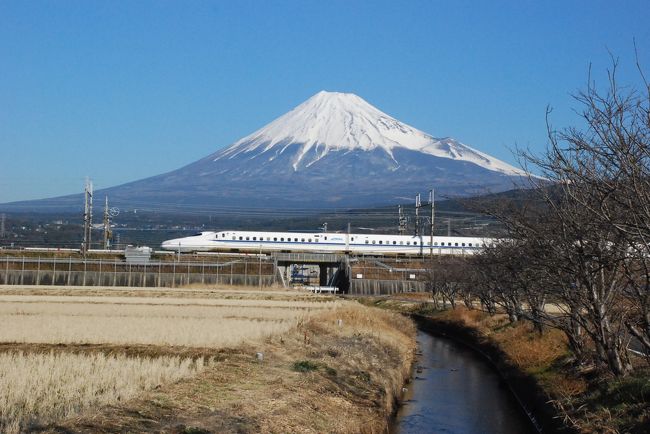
3,91,532,211
214,90,525,176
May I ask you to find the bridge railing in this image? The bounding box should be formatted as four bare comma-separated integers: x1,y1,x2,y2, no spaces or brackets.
272,252,345,263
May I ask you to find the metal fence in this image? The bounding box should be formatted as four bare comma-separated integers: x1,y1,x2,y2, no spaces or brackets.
350,279,425,295
0,256,276,288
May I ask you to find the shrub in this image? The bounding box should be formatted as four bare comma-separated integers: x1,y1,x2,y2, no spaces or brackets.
292,360,319,372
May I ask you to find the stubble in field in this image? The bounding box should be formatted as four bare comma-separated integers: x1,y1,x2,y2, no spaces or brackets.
0,295,339,347
0,288,342,432
0,351,208,434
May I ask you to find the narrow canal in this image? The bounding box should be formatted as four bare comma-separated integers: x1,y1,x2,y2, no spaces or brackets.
391,329,538,434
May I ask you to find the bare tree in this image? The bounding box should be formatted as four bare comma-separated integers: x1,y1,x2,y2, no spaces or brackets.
518,57,649,371
424,257,474,309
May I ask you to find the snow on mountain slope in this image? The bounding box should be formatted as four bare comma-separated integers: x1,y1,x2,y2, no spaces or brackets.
215,90,526,175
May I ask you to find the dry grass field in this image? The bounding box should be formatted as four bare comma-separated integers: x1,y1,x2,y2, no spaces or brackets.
0,286,340,433
0,285,415,433
0,294,339,348
0,351,208,433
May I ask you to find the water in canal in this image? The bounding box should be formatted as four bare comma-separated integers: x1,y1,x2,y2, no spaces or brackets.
391,330,538,434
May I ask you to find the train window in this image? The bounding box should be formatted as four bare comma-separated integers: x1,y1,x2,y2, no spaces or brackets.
294,238,298,242
246,237,250,241
232,236,235,240
462,243,465,247
400,241,404,245
324,236,327,240
434,242,438,246
253,237,256,241
455,243,458,246
407,241,410,245
379,241,382,244
365,240,369,244
281,238,284,241
273,237,277,241
414,241,418,245
372,240,376,244
351,237,354,241
239,236,243,240
469,243,472,246
448,242,452,246
301,238,305,242
308,238,312,242
393,241,396,245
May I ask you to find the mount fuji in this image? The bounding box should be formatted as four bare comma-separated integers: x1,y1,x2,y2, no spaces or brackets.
3,91,529,211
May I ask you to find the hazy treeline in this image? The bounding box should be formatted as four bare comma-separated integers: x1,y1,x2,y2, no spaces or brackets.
428,61,650,377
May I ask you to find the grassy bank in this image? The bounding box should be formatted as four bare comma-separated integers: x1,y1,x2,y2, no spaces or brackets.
363,296,650,434
0,287,415,433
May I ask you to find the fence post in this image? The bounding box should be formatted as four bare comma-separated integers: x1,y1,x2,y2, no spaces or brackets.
82,259,87,286
230,263,233,285
36,256,41,285
201,260,205,284
67,257,72,286
271,258,276,286
113,260,117,286
52,258,56,285
143,263,147,287
20,256,25,285
158,261,161,287
99,259,102,286
172,262,176,288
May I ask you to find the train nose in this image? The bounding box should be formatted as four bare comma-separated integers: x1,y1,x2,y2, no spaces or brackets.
161,240,176,250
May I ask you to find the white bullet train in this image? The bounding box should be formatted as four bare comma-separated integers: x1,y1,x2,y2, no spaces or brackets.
161,230,492,255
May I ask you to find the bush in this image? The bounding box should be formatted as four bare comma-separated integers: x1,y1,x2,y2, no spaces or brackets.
292,360,319,372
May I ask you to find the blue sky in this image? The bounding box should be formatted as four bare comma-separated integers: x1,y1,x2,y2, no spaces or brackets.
1,0,648,203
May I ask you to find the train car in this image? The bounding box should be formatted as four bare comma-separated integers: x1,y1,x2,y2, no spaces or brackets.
161,230,492,255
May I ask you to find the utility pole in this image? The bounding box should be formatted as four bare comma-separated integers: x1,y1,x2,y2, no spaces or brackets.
398,205,407,235
103,196,112,250
429,189,435,256
414,193,421,236
0,213,5,238
82,178,93,255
